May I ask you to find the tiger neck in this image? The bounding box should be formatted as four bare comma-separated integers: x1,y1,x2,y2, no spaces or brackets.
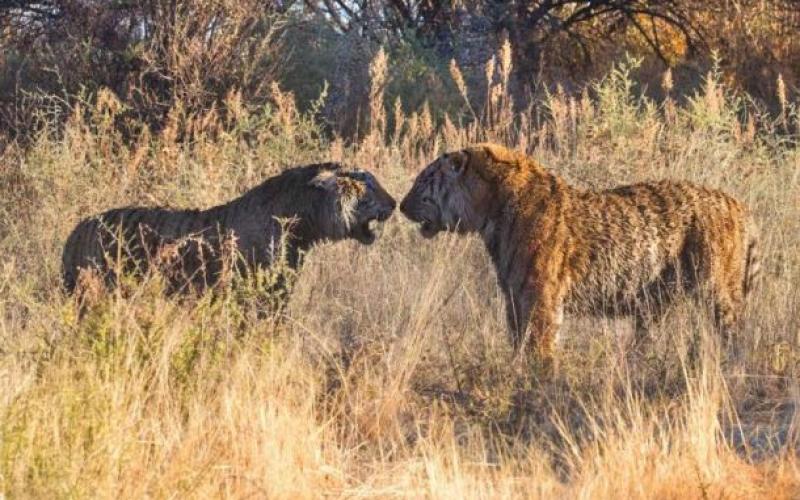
478,170,564,282
479,202,518,282
203,189,331,252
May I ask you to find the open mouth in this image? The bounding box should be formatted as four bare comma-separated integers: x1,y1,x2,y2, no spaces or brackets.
418,218,439,238
354,217,384,244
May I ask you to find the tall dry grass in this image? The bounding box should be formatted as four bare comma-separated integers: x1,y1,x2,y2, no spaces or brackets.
1,50,799,498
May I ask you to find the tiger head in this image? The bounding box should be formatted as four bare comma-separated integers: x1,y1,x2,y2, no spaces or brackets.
309,165,396,244
400,147,501,238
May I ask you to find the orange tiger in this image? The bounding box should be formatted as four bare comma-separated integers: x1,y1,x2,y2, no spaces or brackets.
400,144,759,369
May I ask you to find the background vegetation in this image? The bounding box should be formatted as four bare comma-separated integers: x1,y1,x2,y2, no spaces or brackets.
1,1,799,497
2,0,800,141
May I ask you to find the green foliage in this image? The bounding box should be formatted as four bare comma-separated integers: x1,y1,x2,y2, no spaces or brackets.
685,54,745,139
384,34,465,123
278,15,345,113
591,57,652,138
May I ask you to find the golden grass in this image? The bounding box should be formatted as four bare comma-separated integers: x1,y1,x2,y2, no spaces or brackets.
1,55,798,498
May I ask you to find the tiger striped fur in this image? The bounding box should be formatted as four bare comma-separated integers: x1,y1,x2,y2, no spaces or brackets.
62,163,396,297
400,144,759,369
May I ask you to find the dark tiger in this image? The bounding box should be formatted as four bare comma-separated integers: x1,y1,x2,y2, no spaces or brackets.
62,163,396,297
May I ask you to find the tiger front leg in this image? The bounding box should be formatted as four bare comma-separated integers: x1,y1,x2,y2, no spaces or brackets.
513,275,566,378
502,287,531,352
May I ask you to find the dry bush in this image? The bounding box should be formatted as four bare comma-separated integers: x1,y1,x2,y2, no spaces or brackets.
0,0,285,138
1,45,799,498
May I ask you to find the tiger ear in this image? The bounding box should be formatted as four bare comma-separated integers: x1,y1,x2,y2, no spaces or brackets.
309,170,338,190
449,151,469,175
